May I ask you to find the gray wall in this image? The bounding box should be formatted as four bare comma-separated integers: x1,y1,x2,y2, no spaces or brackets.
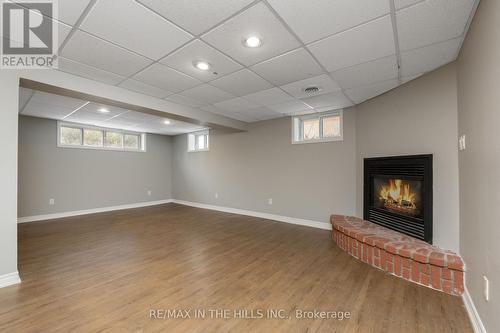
172,112,357,223
18,116,173,217
171,70,461,252
0,72,19,276
355,64,460,252
457,0,500,331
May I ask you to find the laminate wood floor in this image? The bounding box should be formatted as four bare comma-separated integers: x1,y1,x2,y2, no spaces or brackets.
0,203,472,332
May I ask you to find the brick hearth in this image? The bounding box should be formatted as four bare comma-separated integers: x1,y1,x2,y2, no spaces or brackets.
331,215,465,296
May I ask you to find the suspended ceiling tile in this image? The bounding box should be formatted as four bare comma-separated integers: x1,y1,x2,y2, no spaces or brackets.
251,48,324,86
308,15,395,72
62,31,152,76
202,2,301,66
267,0,390,43
210,69,273,96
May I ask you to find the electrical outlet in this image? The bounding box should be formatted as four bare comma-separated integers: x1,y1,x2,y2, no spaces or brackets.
459,135,466,151
49,198,55,206
268,198,273,205
215,192,218,199
147,190,152,196
484,276,490,301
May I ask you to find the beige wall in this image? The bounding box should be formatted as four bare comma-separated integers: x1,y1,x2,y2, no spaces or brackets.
457,0,500,331
355,64,460,252
172,112,357,223
18,116,173,218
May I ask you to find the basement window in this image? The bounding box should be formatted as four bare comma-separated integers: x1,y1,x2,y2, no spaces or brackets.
292,110,343,144
188,130,209,152
58,122,146,152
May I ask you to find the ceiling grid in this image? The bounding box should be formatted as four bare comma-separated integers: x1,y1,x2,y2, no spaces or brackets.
8,0,479,123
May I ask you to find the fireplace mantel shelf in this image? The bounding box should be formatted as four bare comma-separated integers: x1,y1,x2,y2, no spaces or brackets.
331,215,464,296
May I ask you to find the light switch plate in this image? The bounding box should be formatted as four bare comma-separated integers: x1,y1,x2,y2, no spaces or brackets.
459,135,466,151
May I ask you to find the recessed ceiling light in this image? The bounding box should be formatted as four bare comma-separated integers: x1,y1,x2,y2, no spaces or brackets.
244,36,262,48
164,120,171,125
194,61,211,71
98,108,109,113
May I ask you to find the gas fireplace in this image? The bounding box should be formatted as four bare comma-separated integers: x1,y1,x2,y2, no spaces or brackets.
364,155,432,243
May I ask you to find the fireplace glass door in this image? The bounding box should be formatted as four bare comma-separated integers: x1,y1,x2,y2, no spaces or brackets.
372,177,423,219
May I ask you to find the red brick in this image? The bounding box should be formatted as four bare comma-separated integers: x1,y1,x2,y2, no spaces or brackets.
429,252,446,267
367,246,373,265
398,244,420,258
385,243,399,254
364,236,376,246
447,255,465,271
430,266,442,289
453,271,464,295
374,238,390,249
394,255,402,276
413,248,432,263
411,261,420,283
402,257,411,269
352,240,359,257
402,268,410,280
330,214,465,296
442,279,453,294
421,273,430,286
442,268,452,280
380,250,387,270
398,248,413,258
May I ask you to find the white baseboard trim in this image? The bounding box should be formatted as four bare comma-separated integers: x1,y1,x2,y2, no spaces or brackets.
171,199,332,231
17,199,331,231
17,199,173,223
463,286,487,333
0,271,21,288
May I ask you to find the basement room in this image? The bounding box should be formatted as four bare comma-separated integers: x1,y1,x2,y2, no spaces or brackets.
0,0,496,332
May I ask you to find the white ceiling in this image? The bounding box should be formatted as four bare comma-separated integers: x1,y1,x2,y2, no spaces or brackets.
19,88,207,135
11,0,478,123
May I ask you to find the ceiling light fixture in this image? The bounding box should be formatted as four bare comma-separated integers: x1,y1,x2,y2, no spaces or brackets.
244,36,262,48
194,61,211,71
98,108,110,113
164,120,171,125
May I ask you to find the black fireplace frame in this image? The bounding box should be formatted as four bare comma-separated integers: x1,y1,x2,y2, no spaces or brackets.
363,154,433,243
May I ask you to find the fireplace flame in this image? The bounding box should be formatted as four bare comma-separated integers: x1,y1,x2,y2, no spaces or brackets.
379,179,417,211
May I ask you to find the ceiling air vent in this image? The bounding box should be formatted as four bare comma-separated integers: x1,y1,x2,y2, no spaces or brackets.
303,86,321,95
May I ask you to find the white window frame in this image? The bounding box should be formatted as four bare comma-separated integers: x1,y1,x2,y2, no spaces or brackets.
292,110,343,144
187,130,209,152
57,121,147,152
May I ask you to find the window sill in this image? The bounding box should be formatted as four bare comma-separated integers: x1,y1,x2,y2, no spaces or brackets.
187,149,210,153
57,144,146,153
292,136,344,145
